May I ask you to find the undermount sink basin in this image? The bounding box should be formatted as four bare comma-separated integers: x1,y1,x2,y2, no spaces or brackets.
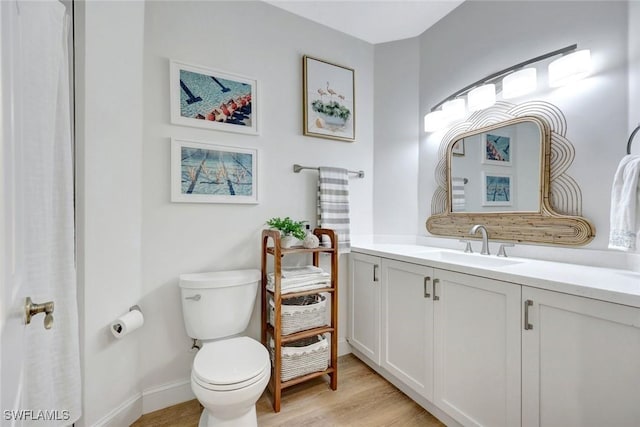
428,250,524,268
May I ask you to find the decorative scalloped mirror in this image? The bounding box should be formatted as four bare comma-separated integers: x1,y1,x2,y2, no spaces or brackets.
426,101,595,246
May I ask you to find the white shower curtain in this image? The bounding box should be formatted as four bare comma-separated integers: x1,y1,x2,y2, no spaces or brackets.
17,1,81,425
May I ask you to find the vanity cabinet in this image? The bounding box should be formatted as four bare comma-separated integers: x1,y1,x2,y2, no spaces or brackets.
380,259,434,400
348,252,381,364
434,269,521,427
349,254,521,427
522,286,640,427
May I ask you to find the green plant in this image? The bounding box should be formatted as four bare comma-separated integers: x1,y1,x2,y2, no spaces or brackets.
266,217,307,240
311,100,351,121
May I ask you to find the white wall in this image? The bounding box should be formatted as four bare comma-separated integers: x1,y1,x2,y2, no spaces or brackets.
416,0,629,249
74,1,145,426
630,0,640,143
139,0,373,410
373,38,420,235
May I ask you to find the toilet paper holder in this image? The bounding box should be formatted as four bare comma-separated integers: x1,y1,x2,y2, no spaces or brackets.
111,305,144,336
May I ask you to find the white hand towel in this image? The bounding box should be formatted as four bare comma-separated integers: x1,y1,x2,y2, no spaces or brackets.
318,167,351,254
609,155,640,251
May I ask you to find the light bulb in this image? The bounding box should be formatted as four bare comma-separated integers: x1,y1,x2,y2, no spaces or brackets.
467,84,496,111
502,68,537,99
548,49,591,87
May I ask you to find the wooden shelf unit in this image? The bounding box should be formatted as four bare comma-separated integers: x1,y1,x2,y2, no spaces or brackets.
261,228,338,412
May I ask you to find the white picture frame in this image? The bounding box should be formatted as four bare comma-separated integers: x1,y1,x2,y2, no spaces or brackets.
170,60,259,135
482,172,512,206
171,138,258,204
482,133,512,166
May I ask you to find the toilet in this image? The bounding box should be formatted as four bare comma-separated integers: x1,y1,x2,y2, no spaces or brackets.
179,269,270,427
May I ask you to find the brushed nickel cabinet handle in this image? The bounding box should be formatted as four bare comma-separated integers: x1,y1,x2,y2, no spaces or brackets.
524,299,533,330
373,264,379,282
185,294,201,301
433,279,440,301
424,276,431,298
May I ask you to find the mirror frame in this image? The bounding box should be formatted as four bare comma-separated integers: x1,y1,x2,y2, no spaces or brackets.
426,115,595,246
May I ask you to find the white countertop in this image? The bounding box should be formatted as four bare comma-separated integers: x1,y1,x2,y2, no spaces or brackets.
351,242,640,308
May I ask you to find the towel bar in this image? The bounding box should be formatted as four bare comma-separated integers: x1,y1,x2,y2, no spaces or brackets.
627,123,640,155
293,164,364,178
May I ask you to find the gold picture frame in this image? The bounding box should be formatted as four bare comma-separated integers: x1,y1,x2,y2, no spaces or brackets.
303,55,355,142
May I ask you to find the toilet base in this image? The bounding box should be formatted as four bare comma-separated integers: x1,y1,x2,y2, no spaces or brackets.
198,406,257,427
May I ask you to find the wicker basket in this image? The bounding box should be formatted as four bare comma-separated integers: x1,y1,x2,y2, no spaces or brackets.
269,294,327,335
270,335,329,382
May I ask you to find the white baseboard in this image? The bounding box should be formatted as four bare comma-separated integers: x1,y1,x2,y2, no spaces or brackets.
92,393,142,427
137,341,349,416
142,379,195,414
338,338,352,356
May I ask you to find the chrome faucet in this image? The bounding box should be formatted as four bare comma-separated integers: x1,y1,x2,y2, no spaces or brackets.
470,224,490,255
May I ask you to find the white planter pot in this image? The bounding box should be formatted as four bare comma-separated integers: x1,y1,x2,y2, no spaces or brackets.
281,235,297,248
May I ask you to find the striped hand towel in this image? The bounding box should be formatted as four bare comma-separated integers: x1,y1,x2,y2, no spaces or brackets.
451,177,466,212
318,167,351,254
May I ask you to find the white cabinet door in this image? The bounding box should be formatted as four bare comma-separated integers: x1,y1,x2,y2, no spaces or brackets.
434,269,521,427
522,286,640,427
381,259,434,400
348,253,381,364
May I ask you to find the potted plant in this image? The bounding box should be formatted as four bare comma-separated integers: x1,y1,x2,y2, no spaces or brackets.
266,217,307,248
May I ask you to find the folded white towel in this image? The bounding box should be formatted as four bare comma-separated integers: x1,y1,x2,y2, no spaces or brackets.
609,155,640,251
267,272,330,286
266,279,331,294
279,265,324,278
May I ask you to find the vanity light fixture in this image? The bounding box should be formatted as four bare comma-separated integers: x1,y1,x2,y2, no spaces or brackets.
424,44,586,133
502,67,537,99
467,84,496,111
424,110,447,132
548,49,591,87
442,98,466,121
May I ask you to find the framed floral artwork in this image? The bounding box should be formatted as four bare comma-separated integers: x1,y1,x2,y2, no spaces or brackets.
303,55,355,142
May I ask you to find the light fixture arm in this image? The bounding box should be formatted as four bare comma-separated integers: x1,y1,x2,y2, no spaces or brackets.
430,44,577,112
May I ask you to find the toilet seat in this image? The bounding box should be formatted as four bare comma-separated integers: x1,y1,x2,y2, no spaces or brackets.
193,337,270,392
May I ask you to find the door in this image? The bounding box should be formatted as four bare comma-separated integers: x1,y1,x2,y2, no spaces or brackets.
1,1,79,424
1,1,27,423
522,286,640,427
434,269,521,427
348,253,381,364
381,259,434,400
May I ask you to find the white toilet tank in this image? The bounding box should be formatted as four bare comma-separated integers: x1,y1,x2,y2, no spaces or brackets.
179,269,261,340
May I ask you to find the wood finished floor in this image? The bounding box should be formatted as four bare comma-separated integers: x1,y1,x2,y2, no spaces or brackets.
132,354,443,427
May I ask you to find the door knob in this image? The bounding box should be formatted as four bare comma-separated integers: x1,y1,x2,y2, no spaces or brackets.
25,297,54,330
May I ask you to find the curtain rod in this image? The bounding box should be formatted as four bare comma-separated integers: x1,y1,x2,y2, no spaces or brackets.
293,164,365,178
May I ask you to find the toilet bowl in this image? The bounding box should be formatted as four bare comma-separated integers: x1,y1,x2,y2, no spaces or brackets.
191,336,270,427
179,269,270,426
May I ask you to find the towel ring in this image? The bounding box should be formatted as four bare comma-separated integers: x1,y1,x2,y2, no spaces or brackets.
626,123,640,155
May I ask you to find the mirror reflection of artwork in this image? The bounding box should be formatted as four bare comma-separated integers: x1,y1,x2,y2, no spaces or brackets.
484,133,511,165
450,120,538,212
483,173,512,206
452,140,465,156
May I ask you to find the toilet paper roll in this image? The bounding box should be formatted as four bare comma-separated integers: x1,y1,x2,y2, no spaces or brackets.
110,309,144,339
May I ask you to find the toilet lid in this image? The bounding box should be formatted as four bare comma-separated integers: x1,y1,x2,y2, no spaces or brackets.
193,337,270,386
